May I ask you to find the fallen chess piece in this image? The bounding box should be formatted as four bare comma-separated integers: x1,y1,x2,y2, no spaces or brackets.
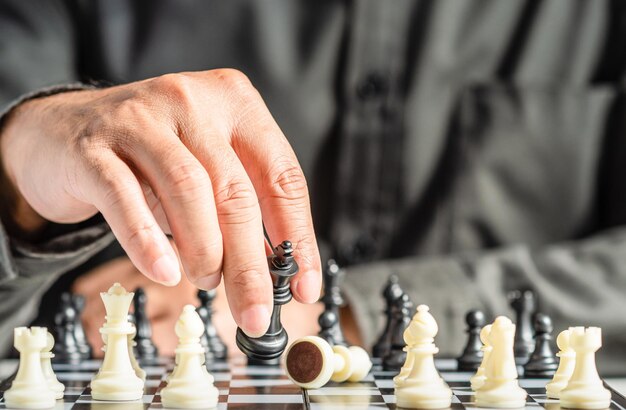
5,327,57,409
285,336,372,389
91,283,145,401
474,316,527,408
394,305,452,410
559,327,611,409
161,305,219,409
546,327,577,399
41,331,65,400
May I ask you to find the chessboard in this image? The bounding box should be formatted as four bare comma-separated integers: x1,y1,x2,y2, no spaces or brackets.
0,357,623,410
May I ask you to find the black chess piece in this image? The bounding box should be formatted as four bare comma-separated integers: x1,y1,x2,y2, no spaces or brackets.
382,292,414,371
197,289,228,361
509,289,536,364
71,294,92,360
133,287,159,361
317,259,347,346
372,274,404,358
457,310,487,371
52,292,82,362
236,240,298,365
524,313,558,378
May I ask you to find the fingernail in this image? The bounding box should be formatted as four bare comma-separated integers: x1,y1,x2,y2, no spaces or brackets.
296,270,321,303
151,254,181,286
195,275,221,290
241,304,272,338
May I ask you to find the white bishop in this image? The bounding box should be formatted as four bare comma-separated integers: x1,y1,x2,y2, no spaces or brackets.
394,305,452,409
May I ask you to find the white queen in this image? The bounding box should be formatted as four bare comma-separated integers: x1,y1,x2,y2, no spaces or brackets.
91,283,144,401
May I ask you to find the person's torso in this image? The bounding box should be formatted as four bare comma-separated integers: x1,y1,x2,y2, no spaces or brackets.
70,0,626,265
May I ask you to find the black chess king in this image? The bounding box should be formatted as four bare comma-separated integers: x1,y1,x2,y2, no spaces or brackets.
236,240,298,365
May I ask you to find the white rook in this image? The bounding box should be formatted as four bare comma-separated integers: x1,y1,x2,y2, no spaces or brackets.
5,327,57,409
560,327,611,409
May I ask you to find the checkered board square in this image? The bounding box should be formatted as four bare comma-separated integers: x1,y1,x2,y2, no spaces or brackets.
0,357,624,409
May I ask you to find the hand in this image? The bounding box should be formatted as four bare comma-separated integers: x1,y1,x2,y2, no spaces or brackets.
0,70,321,336
73,256,325,357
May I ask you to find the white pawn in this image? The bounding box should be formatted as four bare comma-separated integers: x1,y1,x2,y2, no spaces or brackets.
128,326,146,381
5,327,57,409
470,324,493,391
475,316,527,408
41,331,65,399
545,327,577,399
560,327,611,409
91,283,144,401
161,305,219,409
285,336,372,389
394,305,452,409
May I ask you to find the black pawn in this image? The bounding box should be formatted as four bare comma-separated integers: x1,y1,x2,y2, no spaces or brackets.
52,292,81,363
372,274,404,358
524,313,558,378
197,289,228,361
457,310,487,371
133,287,158,361
236,240,298,365
72,294,92,360
382,293,414,371
509,289,536,364
317,259,347,346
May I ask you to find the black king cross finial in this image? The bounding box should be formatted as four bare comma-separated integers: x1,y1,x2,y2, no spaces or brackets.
236,240,298,365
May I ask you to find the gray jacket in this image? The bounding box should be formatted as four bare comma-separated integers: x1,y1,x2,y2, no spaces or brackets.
1,0,625,373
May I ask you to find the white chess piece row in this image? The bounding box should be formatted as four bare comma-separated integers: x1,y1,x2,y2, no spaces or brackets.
393,305,452,409
91,284,219,409
546,327,611,409
4,327,65,409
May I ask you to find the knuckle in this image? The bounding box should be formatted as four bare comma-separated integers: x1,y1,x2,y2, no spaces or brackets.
150,73,195,108
292,230,320,268
267,161,309,201
182,240,223,280
164,162,211,199
124,221,159,249
228,265,267,297
212,68,253,93
214,180,260,224
95,166,132,202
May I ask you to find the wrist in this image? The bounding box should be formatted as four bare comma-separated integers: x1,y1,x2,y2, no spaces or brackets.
0,101,47,240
